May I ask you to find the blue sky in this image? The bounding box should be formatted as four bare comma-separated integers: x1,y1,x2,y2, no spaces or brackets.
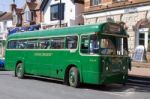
0,0,25,12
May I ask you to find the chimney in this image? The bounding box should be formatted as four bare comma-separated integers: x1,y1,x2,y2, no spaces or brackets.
10,4,17,12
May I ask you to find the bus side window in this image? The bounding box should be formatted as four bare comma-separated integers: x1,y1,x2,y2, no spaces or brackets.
80,35,89,53
100,38,116,55
26,39,38,49
7,40,17,49
51,37,65,49
66,36,78,49
89,35,99,54
39,39,50,49
17,40,27,49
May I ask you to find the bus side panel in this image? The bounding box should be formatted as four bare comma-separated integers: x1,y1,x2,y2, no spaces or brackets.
44,50,68,79
5,50,25,71
80,56,101,84
24,50,77,79
24,50,54,76
44,50,81,79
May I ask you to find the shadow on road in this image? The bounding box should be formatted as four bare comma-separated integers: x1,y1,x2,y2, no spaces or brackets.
25,76,63,85
26,76,150,92
80,83,150,92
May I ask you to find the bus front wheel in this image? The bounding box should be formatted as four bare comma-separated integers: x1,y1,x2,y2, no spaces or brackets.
68,67,80,88
15,63,24,79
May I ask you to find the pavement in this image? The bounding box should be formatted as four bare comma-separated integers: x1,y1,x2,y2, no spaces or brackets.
129,62,150,77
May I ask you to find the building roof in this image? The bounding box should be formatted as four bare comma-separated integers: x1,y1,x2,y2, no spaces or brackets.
0,12,12,21
27,2,41,10
40,0,49,11
16,8,23,14
84,0,150,14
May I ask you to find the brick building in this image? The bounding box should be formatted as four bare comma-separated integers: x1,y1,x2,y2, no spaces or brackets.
11,0,42,27
22,0,42,26
84,0,150,55
11,3,23,27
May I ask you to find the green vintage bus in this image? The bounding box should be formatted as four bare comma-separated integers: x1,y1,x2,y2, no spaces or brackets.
5,22,131,87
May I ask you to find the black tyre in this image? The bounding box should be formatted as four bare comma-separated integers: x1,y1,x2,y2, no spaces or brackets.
15,63,24,79
69,67,80,88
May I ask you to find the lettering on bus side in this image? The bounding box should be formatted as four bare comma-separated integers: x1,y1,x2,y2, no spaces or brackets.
34,53,53,57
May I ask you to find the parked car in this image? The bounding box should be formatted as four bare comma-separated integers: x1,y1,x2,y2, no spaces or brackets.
0,58,5,70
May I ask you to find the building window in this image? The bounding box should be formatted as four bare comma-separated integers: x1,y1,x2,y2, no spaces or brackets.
138,30,149,50
91,0,101,6
31,11,35,21
50,3,65,21
3,21,7,31
13,15,17,24
24,11,31,22
139,33,145,46
17,15,22,25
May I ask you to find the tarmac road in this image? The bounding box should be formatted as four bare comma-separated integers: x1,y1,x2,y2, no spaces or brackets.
0,71,150,99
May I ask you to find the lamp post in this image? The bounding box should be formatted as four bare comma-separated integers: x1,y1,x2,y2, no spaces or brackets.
59,0,62,28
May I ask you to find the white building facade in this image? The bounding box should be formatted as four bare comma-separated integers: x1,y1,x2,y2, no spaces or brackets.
41,0,84,29
0,20,13,38
0,12,13,57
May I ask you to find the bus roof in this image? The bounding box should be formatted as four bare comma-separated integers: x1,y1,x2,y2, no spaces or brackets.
7,22,127,40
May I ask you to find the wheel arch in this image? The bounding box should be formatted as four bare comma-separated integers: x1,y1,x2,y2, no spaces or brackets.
64,64,83,85
16,60,23,66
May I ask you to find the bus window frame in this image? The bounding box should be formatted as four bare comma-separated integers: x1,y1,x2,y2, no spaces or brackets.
79,33,100,56
99,35,129,56
6,34,79,51
99,36,117,56
50,37,65,49
65,36,78,50
7,40,18,49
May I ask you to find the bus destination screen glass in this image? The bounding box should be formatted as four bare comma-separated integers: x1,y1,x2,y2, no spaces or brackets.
103,23,122,34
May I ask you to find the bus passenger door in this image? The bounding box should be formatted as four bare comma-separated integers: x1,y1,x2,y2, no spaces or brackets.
80,34,101,84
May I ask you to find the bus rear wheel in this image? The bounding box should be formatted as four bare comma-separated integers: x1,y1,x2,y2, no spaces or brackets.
68,67,80,88
15,63,24,79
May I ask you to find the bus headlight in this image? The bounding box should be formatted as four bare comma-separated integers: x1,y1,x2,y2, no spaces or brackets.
123,75,125,79
123,66,126,70
106,66,109,71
